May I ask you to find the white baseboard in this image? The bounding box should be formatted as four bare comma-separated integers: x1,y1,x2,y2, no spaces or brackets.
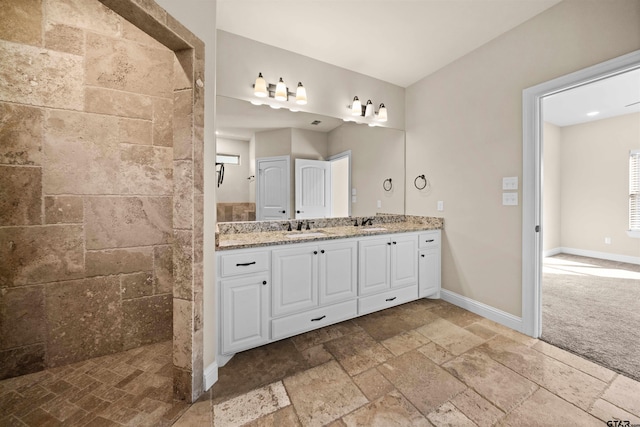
440,289,524,334
204,362,218,391
558,247,640,265
543,247,562,257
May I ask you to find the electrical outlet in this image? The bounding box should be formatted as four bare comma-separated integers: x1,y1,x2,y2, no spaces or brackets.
437,201,444,211
502,192,518,206
377,200,382,208
351,195,357,203
605,237,612,244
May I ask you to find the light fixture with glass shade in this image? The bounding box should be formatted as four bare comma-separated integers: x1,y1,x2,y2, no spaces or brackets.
296,82,307,105
275,78,287,101
253,73,268,98
351,96,362,116
364,100,374,117
377,103,388,122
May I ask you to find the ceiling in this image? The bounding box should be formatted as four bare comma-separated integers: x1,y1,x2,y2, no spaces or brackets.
217,0,561,88
543,68,640,127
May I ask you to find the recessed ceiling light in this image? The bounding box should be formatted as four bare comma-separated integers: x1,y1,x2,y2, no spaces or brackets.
587,111,599,116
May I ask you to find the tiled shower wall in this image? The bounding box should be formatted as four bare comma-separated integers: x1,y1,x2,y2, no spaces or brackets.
0,0,189,381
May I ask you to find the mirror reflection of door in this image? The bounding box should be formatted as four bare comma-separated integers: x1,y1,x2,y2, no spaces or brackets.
295,159,331,219
256,156,290,220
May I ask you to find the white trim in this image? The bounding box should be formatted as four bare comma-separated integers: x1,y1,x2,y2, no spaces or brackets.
440,289,523,333
204,362,219,391
557,247,640,266
543,247,562,258
216,353,234,367
627,230,640,238
522,49,640,339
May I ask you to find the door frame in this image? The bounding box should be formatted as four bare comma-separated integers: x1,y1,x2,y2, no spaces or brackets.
521,49,640,337
255,155,290,221
328,150,352,217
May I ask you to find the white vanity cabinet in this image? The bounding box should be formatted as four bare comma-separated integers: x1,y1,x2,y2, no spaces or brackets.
218,249,271,354
217,229,440,360
271,240,358,339
418,231,441,298
358,233,418,295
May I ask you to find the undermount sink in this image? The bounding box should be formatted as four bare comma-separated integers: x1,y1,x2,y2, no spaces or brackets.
362,227,387,232
285,232,327,239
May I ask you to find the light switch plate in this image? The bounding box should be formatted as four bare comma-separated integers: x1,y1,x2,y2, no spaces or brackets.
377,200,382,208
503,177,518,190
502,192,518,206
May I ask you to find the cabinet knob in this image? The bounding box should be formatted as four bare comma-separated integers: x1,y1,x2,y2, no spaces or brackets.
321,250,325,254
392,241,397,245
387,242,391,246
281,210,286,214
262,280,267,285
421,254,425,258
313,251,318,255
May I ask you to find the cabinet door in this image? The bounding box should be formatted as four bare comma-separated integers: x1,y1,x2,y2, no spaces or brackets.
390,235,418,288
220,274,269,354
419,247,441,298
358,237,391,295
272,245,318,317
319,240,357,305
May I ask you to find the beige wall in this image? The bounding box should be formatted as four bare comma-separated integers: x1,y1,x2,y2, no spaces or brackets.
291,128,329,161
543,122,562,252
560,113,640,258
328,123,405,217
216,138,251,203
405,0,640,316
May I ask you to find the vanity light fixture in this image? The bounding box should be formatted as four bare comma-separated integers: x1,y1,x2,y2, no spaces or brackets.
349,97,388,123
351,96,362,116
296,82,307,105
275,78,287,101
377,103,388,122
252,73,308,105
254,73,268,97
364,100,374,117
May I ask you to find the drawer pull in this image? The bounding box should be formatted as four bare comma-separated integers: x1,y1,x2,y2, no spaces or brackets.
236,261,256,267
311,315,326,322
385,297,397,302
421,254,425,258
425,239,435,243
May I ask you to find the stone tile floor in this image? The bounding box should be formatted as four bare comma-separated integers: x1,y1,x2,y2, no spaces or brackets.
2,299,640,426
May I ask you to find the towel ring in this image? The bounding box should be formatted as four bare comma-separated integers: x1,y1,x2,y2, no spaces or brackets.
414,174,429,190
383,178,393,192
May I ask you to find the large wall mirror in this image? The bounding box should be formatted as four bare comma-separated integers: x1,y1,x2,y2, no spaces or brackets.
215,96,405,222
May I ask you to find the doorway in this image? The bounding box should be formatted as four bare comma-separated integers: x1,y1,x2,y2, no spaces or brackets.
522,50,640,340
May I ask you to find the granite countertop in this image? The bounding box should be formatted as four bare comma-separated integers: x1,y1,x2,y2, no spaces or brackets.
216,215,443,251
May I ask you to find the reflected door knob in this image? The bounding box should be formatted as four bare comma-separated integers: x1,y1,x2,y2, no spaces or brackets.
281,210,286,213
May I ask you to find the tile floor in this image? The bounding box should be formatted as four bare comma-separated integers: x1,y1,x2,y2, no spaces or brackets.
2,299,640,426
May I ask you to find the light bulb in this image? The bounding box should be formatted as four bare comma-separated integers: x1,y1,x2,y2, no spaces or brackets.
295,82,307,105
377,103,388,122
254,72,267,98
351,96,362,116
275,77,287,101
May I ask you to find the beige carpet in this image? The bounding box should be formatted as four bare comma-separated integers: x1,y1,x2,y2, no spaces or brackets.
541,253,640,381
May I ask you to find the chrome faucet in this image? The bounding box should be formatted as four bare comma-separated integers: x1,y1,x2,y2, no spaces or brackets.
297,221,304,231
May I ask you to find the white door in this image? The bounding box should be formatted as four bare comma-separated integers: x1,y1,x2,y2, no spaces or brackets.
391,235,418,288
358,237,391,295
319,240,357,305
272,245,318,317
295,159,331,219
256,156,290,221
220,274,269,354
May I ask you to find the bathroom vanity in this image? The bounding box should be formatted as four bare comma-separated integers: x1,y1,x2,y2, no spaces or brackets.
215,215,442,363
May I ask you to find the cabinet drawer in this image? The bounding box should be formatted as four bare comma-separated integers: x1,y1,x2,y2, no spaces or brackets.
272,300,357,340
419,231,441,248
220,251,269,277
358,285,418,316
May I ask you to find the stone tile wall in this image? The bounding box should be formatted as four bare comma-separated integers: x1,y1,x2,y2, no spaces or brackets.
1,0,181,383
217,203,257,222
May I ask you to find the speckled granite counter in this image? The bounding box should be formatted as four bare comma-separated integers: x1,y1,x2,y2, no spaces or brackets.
216,215,443,250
